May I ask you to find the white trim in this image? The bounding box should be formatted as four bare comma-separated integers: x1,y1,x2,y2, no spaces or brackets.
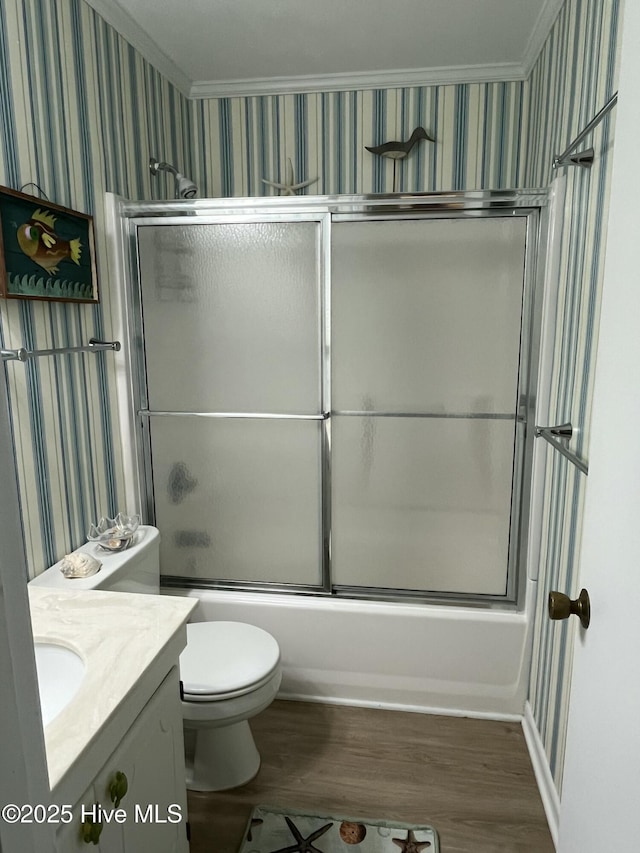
521,0,566,75
82,0,192,96
279,691,524,723
522,701,560,849
189,62,527,100
104,193,143,516
0,376,52,852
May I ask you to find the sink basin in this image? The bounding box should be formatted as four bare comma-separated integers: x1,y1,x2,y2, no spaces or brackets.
34,643,85,726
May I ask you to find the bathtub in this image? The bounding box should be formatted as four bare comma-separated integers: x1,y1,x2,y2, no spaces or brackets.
165,578,535,720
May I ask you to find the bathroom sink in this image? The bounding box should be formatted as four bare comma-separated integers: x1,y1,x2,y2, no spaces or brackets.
33,642,85,726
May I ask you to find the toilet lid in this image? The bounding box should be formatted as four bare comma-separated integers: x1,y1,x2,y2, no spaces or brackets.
180,621,280,698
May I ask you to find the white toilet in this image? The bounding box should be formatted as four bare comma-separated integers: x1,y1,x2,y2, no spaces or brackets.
29,525,282,792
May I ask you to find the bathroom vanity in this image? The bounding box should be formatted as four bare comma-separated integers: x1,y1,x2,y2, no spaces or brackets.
28,587,196,852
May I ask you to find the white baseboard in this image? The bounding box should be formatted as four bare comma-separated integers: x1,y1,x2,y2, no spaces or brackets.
279,690,523,722
522,701,560,848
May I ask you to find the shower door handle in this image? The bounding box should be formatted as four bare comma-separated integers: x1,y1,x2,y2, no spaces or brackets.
548,588,591,629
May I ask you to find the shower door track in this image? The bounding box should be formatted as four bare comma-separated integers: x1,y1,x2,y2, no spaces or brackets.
120,190,548,610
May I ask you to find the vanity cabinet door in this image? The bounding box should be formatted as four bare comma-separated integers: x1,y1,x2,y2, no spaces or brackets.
54,666,188,853
55,783,108,851
93,666,189,853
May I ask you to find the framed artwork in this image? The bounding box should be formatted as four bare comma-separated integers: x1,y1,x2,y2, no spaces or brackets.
0,186,98,303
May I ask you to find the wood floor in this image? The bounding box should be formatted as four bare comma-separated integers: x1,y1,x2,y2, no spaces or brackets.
187,700,554,853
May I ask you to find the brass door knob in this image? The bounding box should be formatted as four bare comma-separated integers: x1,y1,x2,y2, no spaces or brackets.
548,588,591,629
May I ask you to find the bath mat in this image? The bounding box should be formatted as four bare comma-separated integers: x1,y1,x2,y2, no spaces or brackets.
238,805,439,853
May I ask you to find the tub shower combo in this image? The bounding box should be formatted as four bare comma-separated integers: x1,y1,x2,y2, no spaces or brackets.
112,190,547,718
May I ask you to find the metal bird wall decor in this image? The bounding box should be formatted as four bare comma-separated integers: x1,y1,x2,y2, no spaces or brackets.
365,126,435,191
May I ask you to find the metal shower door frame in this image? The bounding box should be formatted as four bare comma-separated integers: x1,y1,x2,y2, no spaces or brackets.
118,189,548,610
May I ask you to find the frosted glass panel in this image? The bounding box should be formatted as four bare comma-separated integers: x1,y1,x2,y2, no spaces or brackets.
149,417,322,584
331,416,516,595
332,217,527,414
138,222,321,413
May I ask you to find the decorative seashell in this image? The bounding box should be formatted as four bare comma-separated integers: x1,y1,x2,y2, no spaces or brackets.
59,552,102,578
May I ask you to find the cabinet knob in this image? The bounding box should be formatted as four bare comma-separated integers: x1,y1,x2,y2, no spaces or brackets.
81,810,103,845
108,770,129,808
548,588,591,629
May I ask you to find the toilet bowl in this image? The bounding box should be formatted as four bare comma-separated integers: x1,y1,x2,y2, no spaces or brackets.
29,525,282,792
179,620,282,791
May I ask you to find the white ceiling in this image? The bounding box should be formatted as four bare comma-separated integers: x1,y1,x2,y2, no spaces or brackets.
85,0,565,98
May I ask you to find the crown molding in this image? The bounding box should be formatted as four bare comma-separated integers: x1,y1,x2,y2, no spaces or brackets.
521,0,566,75
84,0,558,101
82,0,192,97
189,62,527,100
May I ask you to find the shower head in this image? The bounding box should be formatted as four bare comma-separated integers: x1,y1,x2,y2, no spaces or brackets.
149,157,198,199
175,174,198,199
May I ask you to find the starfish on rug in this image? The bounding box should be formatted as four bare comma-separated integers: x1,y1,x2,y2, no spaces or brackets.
269,816,333,853
247,817,264,841
391,828,432,852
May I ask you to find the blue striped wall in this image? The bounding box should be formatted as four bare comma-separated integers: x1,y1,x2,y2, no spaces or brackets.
0,0,192,576
191,82,526,197
523,0,620,793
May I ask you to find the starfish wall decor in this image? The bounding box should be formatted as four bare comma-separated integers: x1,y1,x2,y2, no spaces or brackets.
262,158,318,196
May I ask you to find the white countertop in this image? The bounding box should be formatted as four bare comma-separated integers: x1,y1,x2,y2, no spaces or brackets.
28,587,196,791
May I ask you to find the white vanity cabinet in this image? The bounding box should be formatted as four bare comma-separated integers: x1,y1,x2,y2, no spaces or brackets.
55,780,98,853
55,667,189,852
29,587,196,852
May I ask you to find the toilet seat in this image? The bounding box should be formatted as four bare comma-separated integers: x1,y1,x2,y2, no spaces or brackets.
180,621,281,702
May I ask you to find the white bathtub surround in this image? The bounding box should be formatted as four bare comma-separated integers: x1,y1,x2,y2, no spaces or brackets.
171,579,536,719
28,587,195,791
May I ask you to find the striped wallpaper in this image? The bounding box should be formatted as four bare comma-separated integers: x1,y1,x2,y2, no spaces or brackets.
0,0,192,575
523,0,620,795
0,0,621,805
190,82,526,198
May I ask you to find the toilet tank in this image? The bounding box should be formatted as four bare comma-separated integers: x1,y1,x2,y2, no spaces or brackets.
29,525,161,594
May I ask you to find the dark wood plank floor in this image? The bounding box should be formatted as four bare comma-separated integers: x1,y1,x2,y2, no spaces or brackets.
187,699,554,853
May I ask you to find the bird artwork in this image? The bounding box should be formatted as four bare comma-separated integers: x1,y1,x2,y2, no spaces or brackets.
365,126,435,191
262,158,318,196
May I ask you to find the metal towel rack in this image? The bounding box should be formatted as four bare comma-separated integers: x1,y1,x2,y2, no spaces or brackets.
553,91,618,169
1,338,121,363
535,422,588,475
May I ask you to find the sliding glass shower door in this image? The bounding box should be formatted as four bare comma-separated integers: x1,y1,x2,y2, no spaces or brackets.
129,194,539,603
136,217,327,587
331,217,526,596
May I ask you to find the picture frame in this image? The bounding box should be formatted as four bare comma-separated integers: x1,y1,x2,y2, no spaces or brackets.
0,185,98,303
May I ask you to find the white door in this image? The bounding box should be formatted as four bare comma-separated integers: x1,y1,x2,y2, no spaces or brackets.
557,2,640,849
